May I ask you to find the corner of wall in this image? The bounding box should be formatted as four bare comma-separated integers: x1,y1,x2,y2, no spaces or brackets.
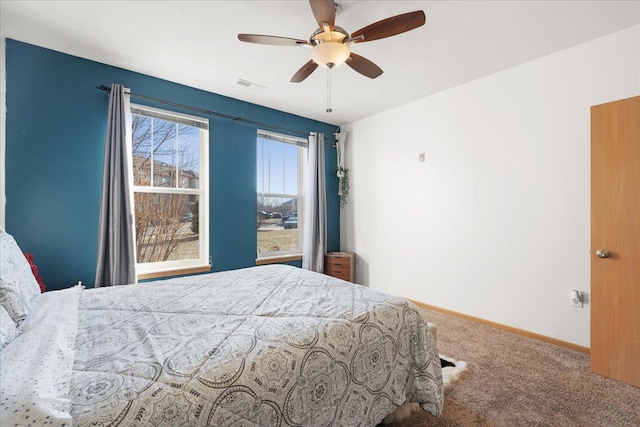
0,36,6,229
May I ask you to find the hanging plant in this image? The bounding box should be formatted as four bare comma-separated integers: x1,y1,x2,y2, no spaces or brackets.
337,167,350,209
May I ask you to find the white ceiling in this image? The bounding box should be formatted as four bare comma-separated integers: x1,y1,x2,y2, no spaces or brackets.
1,1,639,125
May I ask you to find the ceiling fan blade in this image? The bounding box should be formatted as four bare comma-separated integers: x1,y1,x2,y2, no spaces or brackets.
350,10,426,43
238,34,308,46
291,60,319,83
309,0,336,30
346,53,383,79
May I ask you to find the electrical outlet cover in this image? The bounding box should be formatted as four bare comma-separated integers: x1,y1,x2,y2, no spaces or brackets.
570,290,583,308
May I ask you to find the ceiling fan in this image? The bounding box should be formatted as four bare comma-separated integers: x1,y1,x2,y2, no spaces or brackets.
237,0,426,83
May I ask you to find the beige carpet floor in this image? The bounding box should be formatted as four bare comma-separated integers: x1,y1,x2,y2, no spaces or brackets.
386,308,640,427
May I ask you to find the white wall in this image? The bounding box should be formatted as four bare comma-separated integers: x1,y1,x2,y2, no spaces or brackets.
341,25,640,348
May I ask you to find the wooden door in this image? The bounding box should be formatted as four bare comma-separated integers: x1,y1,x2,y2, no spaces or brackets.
591,95,640,387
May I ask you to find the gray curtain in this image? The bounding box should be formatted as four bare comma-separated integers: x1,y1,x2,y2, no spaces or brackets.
302,132,327,272
95,83,136,287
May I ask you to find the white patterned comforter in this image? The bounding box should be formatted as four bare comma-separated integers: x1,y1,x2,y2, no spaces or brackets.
1,265,442,426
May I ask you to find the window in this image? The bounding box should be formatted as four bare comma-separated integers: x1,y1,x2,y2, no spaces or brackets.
256,130,307,260
130,104,209,277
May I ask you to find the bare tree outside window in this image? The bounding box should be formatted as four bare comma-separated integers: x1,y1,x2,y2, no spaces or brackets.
131,109,204,265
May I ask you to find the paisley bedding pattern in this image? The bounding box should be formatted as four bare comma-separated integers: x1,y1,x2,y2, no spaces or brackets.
3,265,443,426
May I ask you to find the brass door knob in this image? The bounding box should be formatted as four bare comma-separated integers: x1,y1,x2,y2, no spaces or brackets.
596,249,610,258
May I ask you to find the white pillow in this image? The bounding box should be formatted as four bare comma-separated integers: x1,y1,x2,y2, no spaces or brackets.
0,304,18,349
0,228,41,323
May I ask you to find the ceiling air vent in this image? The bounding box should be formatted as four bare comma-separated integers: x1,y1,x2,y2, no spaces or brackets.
237,79,265,91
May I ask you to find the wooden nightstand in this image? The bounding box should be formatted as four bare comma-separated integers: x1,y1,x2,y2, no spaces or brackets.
324,252,355,283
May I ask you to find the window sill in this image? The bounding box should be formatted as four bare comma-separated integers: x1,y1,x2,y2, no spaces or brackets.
137,264,211,280
255,254,302,265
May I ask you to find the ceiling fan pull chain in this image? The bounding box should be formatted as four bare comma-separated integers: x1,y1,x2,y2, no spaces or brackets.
326,66,333,113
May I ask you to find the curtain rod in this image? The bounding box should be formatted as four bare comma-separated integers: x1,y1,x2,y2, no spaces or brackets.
96,85,332,138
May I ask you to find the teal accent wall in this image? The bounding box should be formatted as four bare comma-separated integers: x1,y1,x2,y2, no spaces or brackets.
5,39,340,291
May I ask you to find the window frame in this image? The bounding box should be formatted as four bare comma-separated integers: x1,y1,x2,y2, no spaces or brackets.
129,103,210,277
256,130,307,260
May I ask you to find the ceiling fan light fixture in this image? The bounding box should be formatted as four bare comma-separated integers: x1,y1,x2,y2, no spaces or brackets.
312,27,348,43
311,41,350,68
238,1,426,87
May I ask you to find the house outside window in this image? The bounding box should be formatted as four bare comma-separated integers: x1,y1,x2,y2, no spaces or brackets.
130,104,209,277
257,130,307,260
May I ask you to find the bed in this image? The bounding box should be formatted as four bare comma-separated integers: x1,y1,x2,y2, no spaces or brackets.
1,229,443,426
